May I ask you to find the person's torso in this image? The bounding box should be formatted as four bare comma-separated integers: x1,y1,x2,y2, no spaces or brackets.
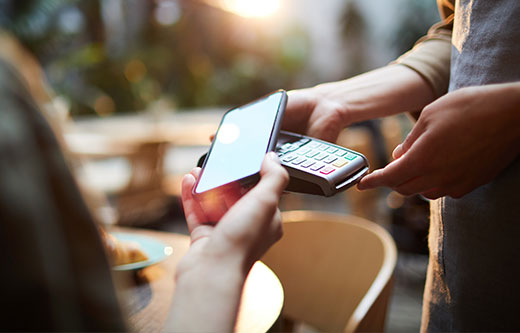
449,0,520,90
424,1,520,331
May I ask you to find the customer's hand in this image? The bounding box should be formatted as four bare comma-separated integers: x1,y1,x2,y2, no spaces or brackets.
358,83,520,199
169,152,289,332
179,152,289,273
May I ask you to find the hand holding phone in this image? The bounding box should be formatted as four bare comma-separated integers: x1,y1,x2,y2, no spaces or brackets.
193,90,287,208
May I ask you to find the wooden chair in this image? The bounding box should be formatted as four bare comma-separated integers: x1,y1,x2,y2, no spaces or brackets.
262,210,397,332
115,141,170,226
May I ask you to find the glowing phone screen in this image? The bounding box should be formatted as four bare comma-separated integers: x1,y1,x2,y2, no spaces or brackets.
195,91,284,194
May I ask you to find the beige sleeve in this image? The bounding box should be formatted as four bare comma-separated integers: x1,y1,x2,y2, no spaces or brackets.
393,0,454,99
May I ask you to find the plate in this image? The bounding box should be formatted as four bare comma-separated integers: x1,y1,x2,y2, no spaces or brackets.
110,232,173,271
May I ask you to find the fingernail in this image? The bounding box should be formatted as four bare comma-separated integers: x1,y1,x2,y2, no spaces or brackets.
357,176,371,190
392,144,402,159
182,173,194,183
267,151,280,162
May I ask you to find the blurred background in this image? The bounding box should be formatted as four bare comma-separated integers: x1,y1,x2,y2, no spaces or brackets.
0,0,440,331
2,0,438,116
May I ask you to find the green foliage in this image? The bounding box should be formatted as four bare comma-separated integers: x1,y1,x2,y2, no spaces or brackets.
2,0,308,116
1,0,79,55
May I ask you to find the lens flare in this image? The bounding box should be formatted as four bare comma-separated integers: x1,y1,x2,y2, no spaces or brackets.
217,123,240,144
221,0,280,18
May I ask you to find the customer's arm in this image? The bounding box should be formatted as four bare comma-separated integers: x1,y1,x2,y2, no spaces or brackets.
167,153,289,332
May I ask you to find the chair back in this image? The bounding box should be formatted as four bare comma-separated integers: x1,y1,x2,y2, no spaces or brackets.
262,210,397,332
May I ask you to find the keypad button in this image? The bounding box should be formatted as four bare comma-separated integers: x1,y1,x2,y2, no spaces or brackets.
305,150,320,158
296,138,311,146
323,156,338,164
292,157,306,165
320,166,336,175
326,147,338,154
335,149,347,157
318,143,329,151
333,158,349,168
289,144,301,152
345,152,358,160
310,162,324,171
282,154,297,162
297,148,312,155
308,142,320,149
314,152,329,161
301,160,315,168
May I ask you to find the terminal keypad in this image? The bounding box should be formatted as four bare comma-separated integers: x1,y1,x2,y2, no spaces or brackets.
277,137,360,176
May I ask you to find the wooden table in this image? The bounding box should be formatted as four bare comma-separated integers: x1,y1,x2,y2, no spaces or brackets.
112,227,284,332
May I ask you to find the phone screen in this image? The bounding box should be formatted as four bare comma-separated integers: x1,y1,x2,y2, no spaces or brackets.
194,91,286,195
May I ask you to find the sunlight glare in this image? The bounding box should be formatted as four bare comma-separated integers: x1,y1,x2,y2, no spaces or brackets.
217,123,240,144
221,0,280,18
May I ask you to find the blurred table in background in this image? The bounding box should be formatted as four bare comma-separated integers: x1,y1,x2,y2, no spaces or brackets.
65,108,224,147
64,108,224,226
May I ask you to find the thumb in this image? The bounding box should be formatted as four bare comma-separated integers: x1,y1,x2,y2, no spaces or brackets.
256,152,289,196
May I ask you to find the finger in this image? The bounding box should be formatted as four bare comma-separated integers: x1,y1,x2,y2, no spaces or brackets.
420,188,446,200
219,153,288,234
418,175,469,200
282,90,314,133
268,209,283,243
200,193,227,224
392,144,404,160
357,156,419,190
435,179,475,199
422,181,474,200
222,189,278,237
252,152,290,196
393,120,425,159
190,225,214,244
181,173,208,231
190,167,201,178
393,175,441,196
306,102,344,142
222,182,243,209
248,209,284,262
285,89,314,112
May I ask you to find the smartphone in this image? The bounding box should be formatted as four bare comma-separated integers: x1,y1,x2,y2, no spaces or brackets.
193,90,287,199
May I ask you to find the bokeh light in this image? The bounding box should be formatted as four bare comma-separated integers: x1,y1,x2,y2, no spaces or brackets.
220,0,280,18
124,60,147,83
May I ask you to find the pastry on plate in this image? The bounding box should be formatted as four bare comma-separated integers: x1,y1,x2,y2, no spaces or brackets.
101,228,148,266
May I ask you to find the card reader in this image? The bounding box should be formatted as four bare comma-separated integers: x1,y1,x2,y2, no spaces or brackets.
197,130,369,197
276,130,369,196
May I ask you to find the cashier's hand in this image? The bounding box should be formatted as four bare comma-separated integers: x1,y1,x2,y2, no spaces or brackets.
180,152,289,272
283,87,349,143
358,83,520,199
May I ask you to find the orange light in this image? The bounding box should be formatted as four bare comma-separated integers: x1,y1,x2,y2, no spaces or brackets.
218,0,280,18
94,95,115,116
124,60,147,83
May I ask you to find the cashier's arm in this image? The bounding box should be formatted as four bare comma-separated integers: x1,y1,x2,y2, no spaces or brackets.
166,152,289,332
